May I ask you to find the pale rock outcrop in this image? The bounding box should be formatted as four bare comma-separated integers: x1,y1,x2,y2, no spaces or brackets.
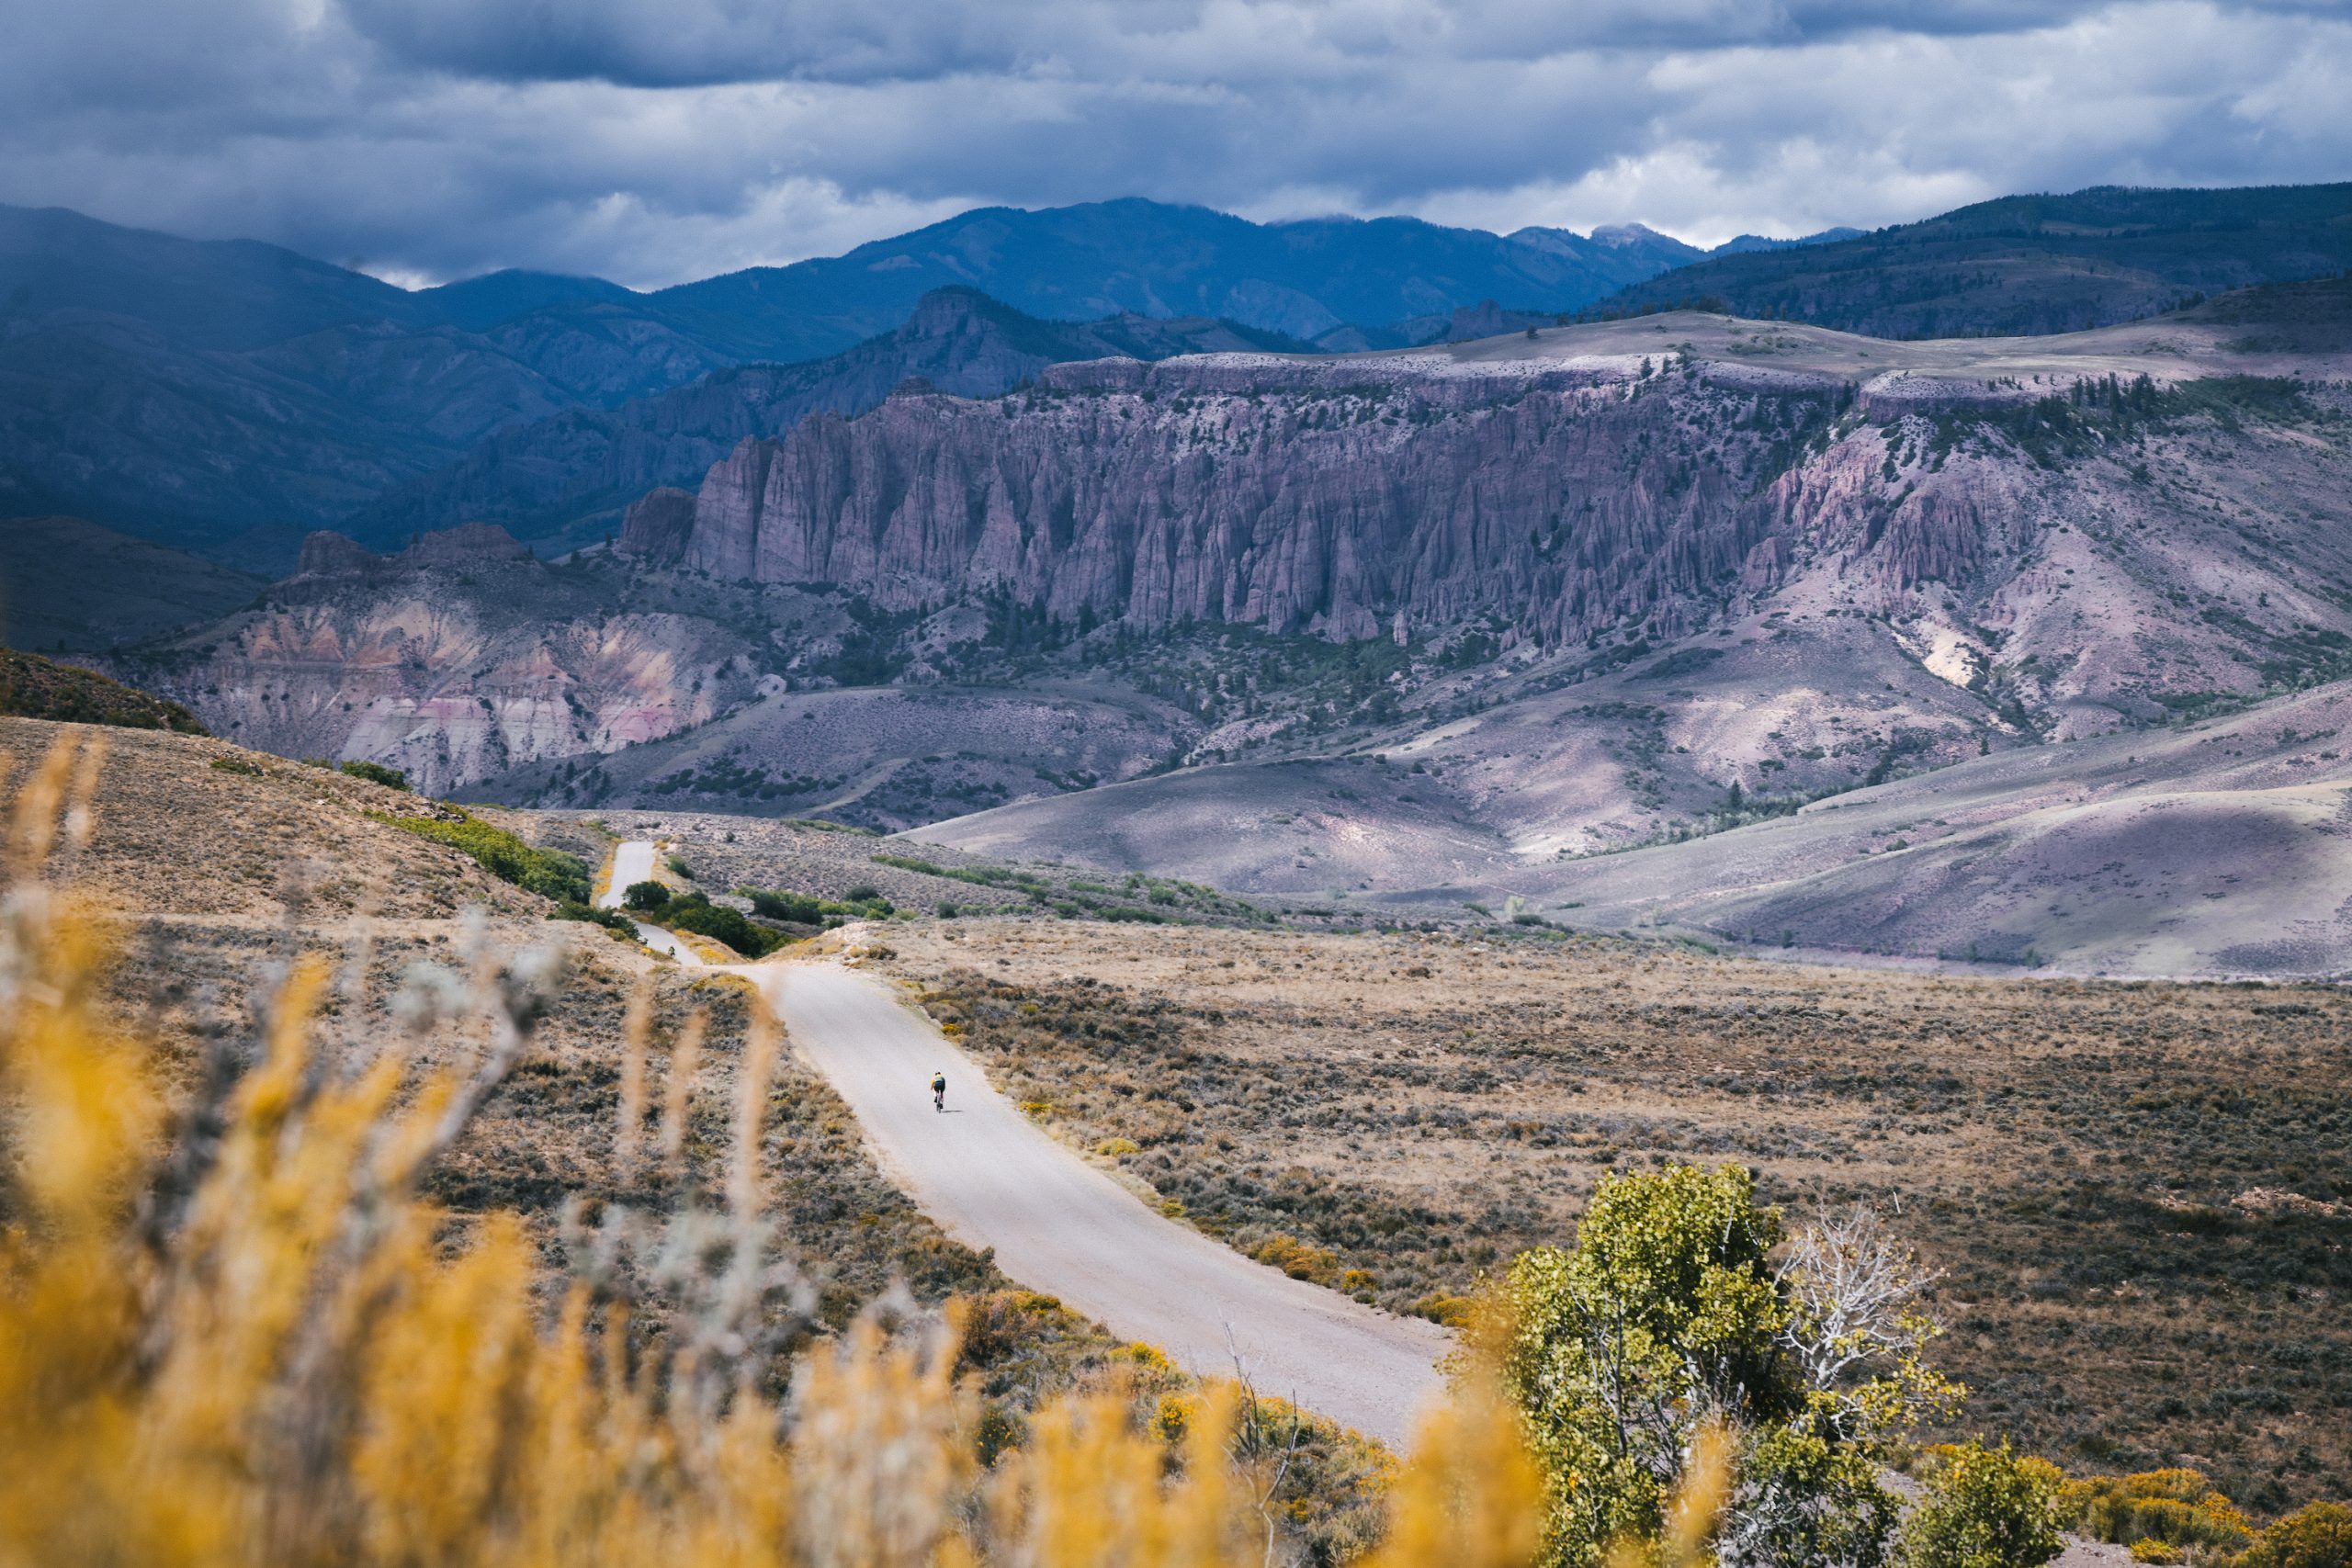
671,357,1836,648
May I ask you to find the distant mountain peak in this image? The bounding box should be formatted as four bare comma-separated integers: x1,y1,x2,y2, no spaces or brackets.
1589,222,1675,248
1710,227,1867,256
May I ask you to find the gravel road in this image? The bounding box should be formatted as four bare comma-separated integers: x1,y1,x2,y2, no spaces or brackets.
599,840,701,964
597,840,657,908
744,959,1452,1446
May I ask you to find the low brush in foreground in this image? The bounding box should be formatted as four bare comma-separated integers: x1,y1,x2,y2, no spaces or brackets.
0,728,1557,1567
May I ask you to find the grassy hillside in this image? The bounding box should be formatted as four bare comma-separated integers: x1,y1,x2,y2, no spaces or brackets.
1591,183,2352,337
0,648,207,733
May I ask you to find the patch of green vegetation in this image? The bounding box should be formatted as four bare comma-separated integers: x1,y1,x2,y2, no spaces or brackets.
336,760,409,791
0,648,207,734
1634,646,1726,682
865,852,1274,926
741,886,893,926
649,757,834,801
552,901,636,941
659,892,788,957
871,852,1042,892
372,809,592,904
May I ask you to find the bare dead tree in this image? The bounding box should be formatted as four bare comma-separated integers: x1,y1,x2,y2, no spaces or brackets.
1776,1204,1945,1397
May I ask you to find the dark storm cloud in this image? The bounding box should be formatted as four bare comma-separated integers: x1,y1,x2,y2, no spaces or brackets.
0,0,2346,287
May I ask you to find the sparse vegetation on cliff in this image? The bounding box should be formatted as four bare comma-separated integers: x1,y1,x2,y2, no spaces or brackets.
0,648,207,733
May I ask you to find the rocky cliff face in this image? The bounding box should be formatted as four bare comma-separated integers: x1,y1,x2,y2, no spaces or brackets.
673,355,1838,645
117,300,2352,848
654,334,2352,743
118,545,776,796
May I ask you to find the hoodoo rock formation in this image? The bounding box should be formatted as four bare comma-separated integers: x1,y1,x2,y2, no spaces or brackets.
665,355,1845,644
636,321,2352,743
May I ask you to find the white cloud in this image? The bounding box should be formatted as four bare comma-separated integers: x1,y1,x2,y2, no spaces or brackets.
0,0,2346,285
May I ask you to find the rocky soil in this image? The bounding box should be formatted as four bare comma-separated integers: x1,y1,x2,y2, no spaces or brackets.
874,917,2352,1513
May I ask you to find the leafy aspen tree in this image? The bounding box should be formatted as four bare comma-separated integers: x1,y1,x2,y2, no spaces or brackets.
1501,1164,1962,1568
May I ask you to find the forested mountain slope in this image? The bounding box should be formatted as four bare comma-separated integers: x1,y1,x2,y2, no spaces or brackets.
1594,183,2352,336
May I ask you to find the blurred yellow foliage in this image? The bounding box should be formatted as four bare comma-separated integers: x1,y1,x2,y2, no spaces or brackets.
0,729,1590,1567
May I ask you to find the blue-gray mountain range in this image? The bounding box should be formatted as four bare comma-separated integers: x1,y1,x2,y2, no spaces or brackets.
9,183,2352,573
0,198,1839,565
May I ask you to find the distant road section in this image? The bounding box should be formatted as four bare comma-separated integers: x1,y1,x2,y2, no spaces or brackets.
746,960,1451,1446
596,840,657,909
599,839,701,965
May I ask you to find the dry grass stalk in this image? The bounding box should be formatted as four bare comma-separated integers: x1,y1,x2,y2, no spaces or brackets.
1,731,1586,1567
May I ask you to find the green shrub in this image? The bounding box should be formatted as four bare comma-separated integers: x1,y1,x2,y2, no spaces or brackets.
665,853,695,880
2059,1470,2251,1556
747,884,893,922
336,760,410,790
869,852,945,876
1894,1442,2064,1568
622,881,672,912
373,811,591,904
209,755,265,777
1502,1164,1944,1568
2239,1503,2352,1568
662,895,785,958
553,901,636,940
843,884,882,904
746,888,831,924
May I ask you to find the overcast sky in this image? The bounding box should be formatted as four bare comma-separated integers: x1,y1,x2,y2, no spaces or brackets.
5,0,2348,288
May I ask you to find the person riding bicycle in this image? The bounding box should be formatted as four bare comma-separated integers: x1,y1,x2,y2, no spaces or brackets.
932,1072,946,1112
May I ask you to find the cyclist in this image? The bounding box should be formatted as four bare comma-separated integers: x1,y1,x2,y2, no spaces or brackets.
932,1072,947,1112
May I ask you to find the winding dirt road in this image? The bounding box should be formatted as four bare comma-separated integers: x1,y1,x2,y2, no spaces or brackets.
741,958,1451,1445
597,840,658,908
598,839,701,964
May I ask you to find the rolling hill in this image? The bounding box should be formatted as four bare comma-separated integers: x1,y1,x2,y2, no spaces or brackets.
0,516,264,651
0,198,1751,563
1593,183,2352,337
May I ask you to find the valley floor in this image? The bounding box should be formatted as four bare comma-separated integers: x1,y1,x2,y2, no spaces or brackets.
875,917,2352,1512
15,714,2347,1526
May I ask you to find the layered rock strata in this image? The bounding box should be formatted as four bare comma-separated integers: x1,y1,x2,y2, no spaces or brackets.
670,355,1843,644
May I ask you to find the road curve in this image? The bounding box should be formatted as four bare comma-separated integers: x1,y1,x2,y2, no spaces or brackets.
598,840,702,964
742,960,1452,1446
597,840,657,908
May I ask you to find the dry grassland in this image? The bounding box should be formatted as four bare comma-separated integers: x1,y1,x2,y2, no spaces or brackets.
2,721,1399,1557
96,918,1390,1552
88,911,1121,1421
0,720,1109,1410
0,716,538,919
880,919,2352,1514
